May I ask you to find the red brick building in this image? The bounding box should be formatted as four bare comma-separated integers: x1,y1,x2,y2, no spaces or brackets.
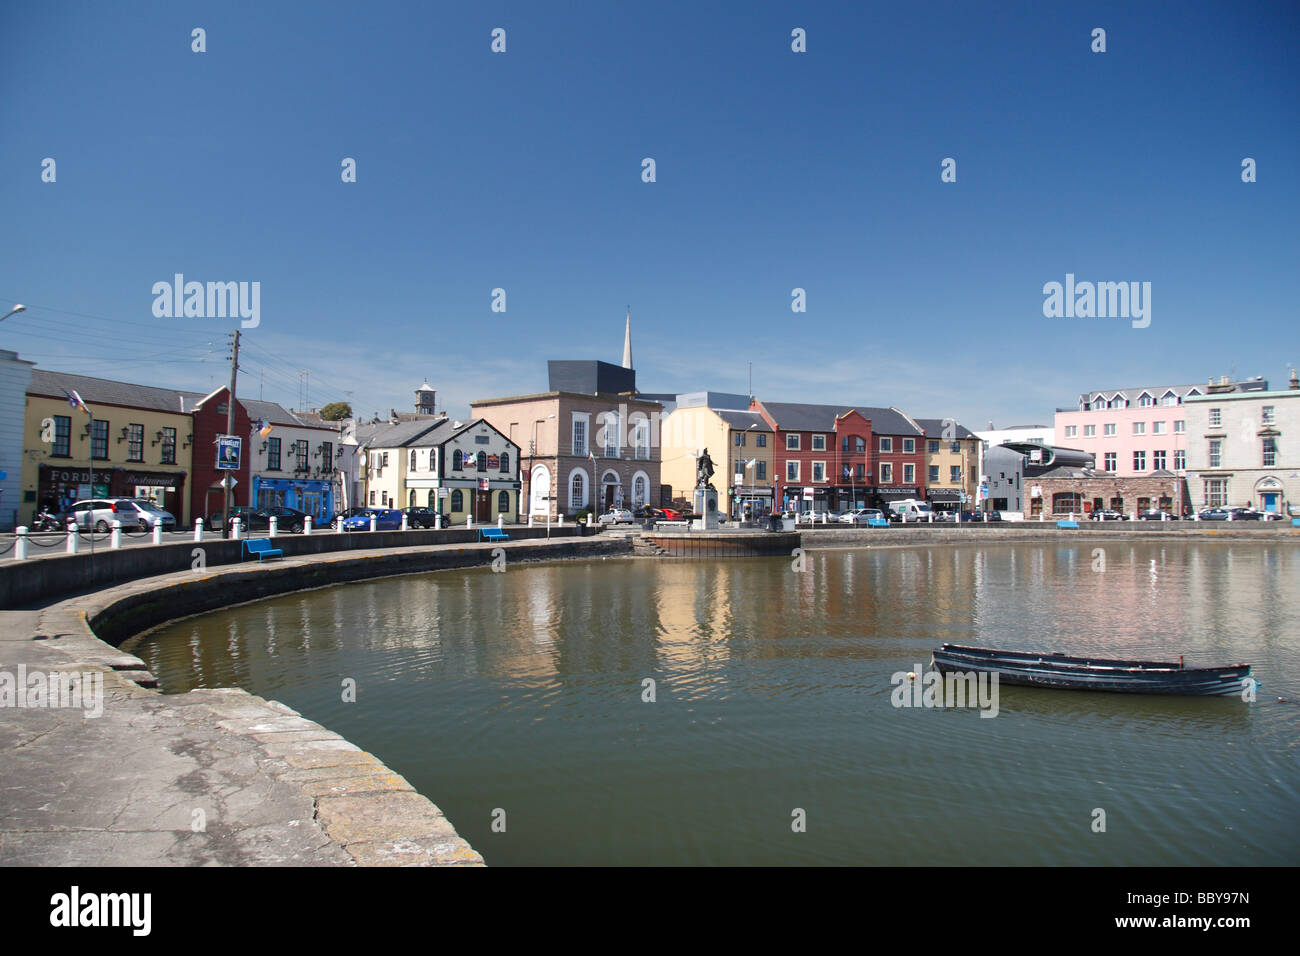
752,401,927,512
187,385,253,524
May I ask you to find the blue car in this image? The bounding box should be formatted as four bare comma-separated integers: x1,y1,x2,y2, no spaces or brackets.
342,508,404,531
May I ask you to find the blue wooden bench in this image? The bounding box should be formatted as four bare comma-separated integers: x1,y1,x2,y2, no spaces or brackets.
242,538,283,562
867,517,889,527
479,527,509,543
1292,518,1300,528
1056,520,1080,529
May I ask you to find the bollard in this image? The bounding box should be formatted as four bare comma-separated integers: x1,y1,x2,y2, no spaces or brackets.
304,515,313,535
152,522,162,545
528,514,534,528
66,524,78,554
194,518,204,542
401,513,409,532
336,515,345,533
434,514,442,530
111,520,122,549
467,513,473,529
15,526,28,560
1227,510,1234,521
558,514,564,527
369,514,377,532
498,514,504,529
269,516,278,537
231,518,242,541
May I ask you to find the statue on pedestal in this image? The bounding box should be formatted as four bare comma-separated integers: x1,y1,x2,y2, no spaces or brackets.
696,448,715,488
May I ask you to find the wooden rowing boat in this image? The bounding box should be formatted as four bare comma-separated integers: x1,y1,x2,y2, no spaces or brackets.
930,644,1252,696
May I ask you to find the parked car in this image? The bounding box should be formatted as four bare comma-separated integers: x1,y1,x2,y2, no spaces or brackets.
342,508,404,531
68,498,147,533
667,508,694,521
888,500,934,522
117,499,177,531
1089,509,1128,521
1244,508,1283,521
840,508,881,525
633,506,665,522
404,506,443,529
1138,509,1179,521
598,508,635,525
208,506,312,533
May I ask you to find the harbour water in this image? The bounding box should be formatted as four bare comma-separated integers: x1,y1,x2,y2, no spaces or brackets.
127,541,1300,865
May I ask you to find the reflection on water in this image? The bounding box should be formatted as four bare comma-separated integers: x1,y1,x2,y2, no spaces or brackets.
128,542,1300,865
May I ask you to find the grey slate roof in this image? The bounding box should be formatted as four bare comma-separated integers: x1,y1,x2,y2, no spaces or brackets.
914,418,977,440
759,402,923,436
715,410,772,432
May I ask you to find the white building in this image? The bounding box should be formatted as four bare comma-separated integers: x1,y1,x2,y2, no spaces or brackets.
1184,372,1300,515
0,349,36,530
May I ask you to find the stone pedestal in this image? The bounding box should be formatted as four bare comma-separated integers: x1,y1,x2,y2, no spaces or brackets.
692,487,719,530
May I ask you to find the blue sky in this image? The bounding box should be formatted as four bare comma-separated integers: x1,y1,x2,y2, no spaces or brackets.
1,1,1297,428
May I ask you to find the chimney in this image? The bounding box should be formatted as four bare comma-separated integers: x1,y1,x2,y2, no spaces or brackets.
1290,368,1299,390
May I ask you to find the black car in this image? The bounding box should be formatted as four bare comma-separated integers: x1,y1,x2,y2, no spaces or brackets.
207,506,310,533
1138,509,1178,520
1199,507,1259,521
404,506,444,529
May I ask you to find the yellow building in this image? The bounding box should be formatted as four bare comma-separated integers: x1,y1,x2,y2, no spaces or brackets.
661,399,774,517
22,370,195,525
917,418,979,512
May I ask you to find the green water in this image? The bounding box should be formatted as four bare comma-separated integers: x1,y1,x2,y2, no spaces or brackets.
127,542,1300,865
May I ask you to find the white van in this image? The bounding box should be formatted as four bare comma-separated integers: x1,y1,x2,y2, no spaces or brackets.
888,499,933,522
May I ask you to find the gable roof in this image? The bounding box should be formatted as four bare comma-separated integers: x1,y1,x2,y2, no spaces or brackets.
914,418,977,440
759,401,923,436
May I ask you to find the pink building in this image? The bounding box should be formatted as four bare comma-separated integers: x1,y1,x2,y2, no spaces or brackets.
1053,379,1270,511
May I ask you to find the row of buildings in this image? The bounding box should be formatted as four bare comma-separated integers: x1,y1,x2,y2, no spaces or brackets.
3,316,1297,528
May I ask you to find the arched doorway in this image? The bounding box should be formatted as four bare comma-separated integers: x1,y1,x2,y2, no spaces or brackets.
602,470,622,511
530,464,551,515
1254,475,1283,514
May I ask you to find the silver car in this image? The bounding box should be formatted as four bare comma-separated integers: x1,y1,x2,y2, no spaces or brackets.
598,508,635,525
67,498,137,532
118,499,177,530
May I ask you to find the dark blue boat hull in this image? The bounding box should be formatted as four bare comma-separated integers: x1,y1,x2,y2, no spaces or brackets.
931,644,1252,697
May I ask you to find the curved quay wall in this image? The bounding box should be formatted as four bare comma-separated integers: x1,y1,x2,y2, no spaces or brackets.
2,533,630,868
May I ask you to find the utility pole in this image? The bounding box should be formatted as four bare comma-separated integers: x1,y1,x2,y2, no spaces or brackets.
224,329,241,531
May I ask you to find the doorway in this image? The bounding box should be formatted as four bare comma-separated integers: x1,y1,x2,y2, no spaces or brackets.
474,490,491,522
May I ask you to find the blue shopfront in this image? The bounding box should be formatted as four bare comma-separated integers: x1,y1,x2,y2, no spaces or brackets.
253,476,337,522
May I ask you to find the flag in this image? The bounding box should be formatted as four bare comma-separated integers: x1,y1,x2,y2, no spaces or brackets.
62,388,91,416
256,418,274,439
587,451,595,462
843,465,852,478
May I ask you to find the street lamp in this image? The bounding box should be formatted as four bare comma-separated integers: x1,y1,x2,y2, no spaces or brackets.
0,304,27,323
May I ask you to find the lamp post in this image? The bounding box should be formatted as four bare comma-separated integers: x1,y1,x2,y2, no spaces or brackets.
0,304,27,324
530,413,555,520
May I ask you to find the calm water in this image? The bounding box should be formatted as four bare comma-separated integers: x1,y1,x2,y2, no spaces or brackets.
127,542,1300,865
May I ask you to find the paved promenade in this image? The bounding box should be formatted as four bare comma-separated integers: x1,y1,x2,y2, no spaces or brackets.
0,535,629,867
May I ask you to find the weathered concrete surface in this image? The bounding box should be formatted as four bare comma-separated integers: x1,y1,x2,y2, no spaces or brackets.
799,523,1300,548
0,536,630,866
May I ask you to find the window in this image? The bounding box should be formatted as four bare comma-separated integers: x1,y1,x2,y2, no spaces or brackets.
1174,450,1185,470
296,441,309,472
1204,479,1227,508
267,437,281,470
572,415,588,457
321,443,332,472
902,438,915,453
812,435,825,451
428,491,435,507
786,461,799,481
1209,439,1222,468
1109,497,1124,512
903,464,915,484
855,437,865,453
477,451,487,472
498,491,510,513
786,434,800,450
880,463,892,483
569,472,585,510
812,461,825,482
1104,452,1116,472
160,427,176,465
756,434,766,447
51,415,70,457
452,449,463,471
1153,450,1167,470
1064,425,1077,438
1161,392,1178,406
843,437,851,453
735,432,744,446
451,489,464,511
854,464,864,480
950,465,962,483
500,452,509,473
369,491,375,505
1139,394,1153,407
1053,492,1082,514
929,465,940,483
631,416,650,459
603,412,618,457
1133,422,1145,435
1174,420,1185,433
928,440,940,453
756,461,766,480
1133,451,1146,471
1104,423,1116,436
410,450,417,471
1153,421,1166,435
880,437,892,453
409,490,416,508
1262,406,1275,425
127,424,144,461
1083,425,1096,437
1209,408,1222,427
90,421,108,460
632,475,646,508
1263,438,1277,467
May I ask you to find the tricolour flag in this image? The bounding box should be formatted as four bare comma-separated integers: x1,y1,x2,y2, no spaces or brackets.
62,388,91,416
257,418,274,439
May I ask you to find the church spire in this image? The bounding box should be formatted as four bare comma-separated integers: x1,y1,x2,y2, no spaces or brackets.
622,307,633,369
